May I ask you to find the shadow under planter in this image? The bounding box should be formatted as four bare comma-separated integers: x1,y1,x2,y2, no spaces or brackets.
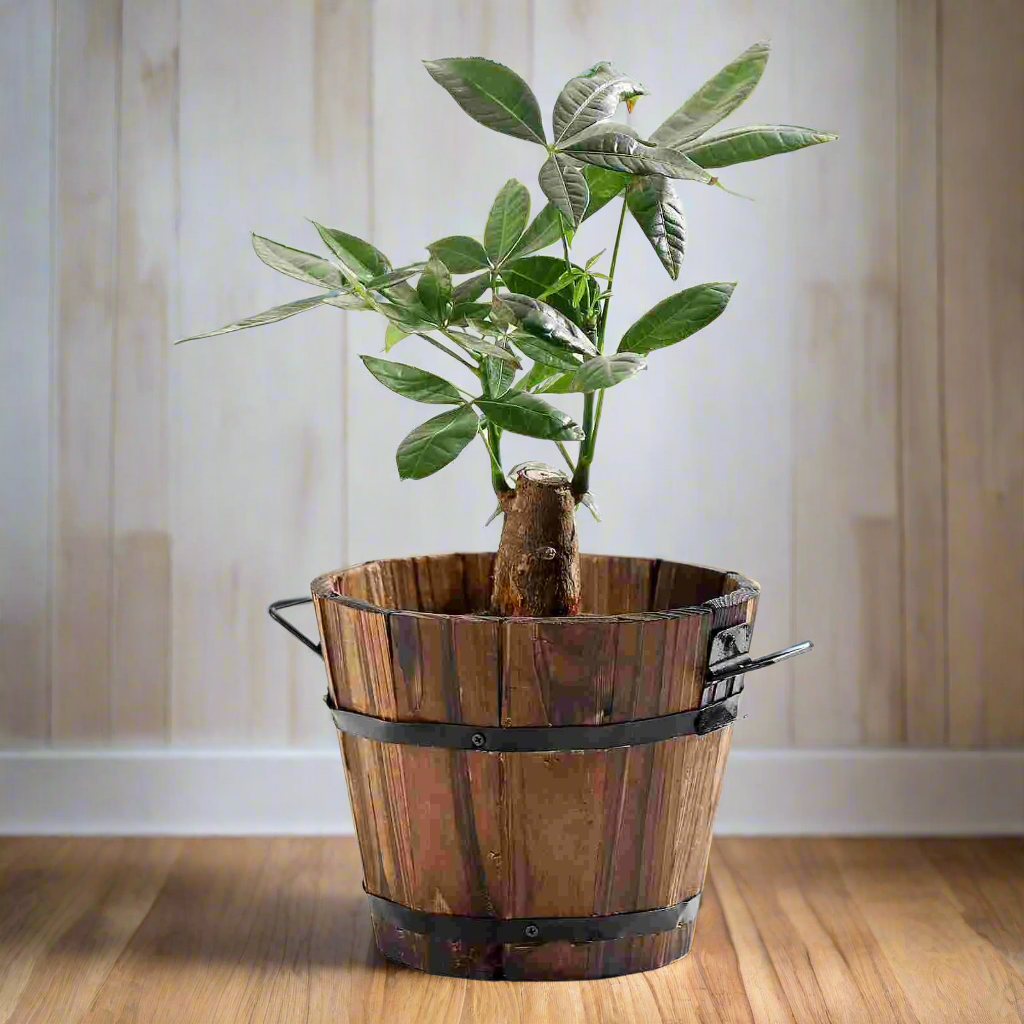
270,553,809,981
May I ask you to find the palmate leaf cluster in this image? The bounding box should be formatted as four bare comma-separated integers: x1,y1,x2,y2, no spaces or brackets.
178,42,836,509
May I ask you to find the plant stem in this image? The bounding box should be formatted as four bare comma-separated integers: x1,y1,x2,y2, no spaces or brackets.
572,195,628,498
475,357,509,497
573,393,595,499
596,197,628,355
589,363,611,447
483,423,509,496
555,440,576,473
561,230,573,274
590,388,606,451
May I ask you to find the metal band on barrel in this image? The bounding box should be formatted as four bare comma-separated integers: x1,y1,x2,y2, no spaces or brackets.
364,887,702,944
325,692,740,750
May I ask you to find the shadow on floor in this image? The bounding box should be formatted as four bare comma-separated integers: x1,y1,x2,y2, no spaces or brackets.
0,840,379,970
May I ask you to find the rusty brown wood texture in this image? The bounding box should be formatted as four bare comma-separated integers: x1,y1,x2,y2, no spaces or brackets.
311,554,758,980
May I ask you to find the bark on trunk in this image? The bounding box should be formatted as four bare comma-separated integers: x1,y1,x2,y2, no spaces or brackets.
490,468,580,617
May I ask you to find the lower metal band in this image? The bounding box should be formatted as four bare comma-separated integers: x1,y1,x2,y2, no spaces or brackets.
364,888,702,945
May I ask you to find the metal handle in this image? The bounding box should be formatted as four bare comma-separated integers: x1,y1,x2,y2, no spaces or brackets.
707,640,813,680
269,594,812,679
268,597,323,659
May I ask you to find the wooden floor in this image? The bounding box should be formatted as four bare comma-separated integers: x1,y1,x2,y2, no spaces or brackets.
1,838,1022,1023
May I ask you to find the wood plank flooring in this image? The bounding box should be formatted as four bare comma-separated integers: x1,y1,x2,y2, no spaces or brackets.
1,838,1021,1023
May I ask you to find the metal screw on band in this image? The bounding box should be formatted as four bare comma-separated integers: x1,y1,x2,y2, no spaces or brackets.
471,732,486,748
524,924,539,938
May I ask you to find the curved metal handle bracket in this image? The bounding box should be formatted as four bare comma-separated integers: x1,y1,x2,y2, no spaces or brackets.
269,593,812,680
268,597,323,659
708,640,813,680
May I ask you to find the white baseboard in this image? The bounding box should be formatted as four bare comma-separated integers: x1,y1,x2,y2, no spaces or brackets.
718,749,1024,835
1,748,1022,836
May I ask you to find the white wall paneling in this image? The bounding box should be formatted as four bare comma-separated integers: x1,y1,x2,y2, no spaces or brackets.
1,1,1021,768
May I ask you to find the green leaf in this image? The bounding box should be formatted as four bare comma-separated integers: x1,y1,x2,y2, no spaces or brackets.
176,292,335,343
681,124,839,168
483,339,517,397
492,293,597,356
507,203,565,260
449,300,492,323
509,331,584,371
582,165,630,217
509,165,630,262
566,120,644,143
466,317,503,336
650,41,771,148
538,154,589,227
374,276,437,322
365,264,425,290
361,355,463,404
565,352,647,391
501,255,598,328
452,273,491,304
503,257,573,295
384,322,410,352
423,57,546,145
445,330,522,365
619,282,735,354
513,361,565,393
417,257,452,322
396,405,480,480
561,132,712,182
376,301,437,332
552,61,649,145
485,179,531,265
380,278,419,300
312,222,391,282
322,291,374,311
476,392,584,441
251,235,348,290
533,371,574,394
426,236,491,273
626,176,687,280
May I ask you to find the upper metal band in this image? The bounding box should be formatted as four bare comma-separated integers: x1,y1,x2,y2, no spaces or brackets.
325,691,739,751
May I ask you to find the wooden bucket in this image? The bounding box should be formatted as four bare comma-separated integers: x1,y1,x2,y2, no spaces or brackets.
308,553,760,981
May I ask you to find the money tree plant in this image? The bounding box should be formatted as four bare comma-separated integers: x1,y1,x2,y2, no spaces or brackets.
179,42,836,617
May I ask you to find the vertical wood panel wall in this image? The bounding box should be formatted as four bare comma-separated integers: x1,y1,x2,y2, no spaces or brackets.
1,0,1021,749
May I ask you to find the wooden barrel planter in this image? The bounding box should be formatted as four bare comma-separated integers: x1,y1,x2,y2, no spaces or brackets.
270,553,809,981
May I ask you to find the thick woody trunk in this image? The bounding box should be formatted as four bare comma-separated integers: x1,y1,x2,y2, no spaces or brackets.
490,468,580,617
